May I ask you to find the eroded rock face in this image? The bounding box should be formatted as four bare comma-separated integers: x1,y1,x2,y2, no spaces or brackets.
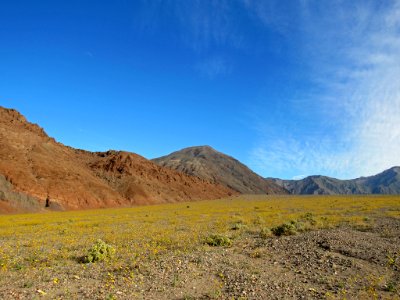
1,107,49,138
0,106,236,213
0,174,43,213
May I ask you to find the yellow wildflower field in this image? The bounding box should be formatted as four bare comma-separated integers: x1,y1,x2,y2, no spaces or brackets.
0,195,399,299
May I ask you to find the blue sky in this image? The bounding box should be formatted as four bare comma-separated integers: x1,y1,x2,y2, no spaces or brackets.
1,0,400,179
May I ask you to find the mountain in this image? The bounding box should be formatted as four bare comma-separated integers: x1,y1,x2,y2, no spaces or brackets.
0,107,235,213
273,176,365,195
355,167,400,194
272,167,400,195
152,146,287,194
2,106,398,214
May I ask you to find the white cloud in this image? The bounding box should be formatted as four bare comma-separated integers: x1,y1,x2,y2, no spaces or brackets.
292,174,307,180
249,0,400,179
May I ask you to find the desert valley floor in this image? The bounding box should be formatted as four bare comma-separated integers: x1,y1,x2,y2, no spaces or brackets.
0,195,399,299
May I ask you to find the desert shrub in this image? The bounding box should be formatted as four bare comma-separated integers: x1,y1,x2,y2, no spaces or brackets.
205,234,232,247
387,253,398,268
83,239,115,263
300,212,317,225
260,227,272,238
384,282,396,292
231,222,246,231
294,221,306,232
271,221,297,236
252,216,264,225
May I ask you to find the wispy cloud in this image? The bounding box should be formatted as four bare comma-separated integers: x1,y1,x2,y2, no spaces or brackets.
135,0,242,52
195,56,232,79
248,0,400,179
84,51,94,58
242,0,300,35
174,1,242,52
132,1,400,178
133,1,241,78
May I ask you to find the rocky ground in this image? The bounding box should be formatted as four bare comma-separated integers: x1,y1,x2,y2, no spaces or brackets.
1,217,399,299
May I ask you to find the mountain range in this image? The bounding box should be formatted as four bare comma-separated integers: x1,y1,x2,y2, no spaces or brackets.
0,106,235,213
271,167,400,195
154,147,400,196
1,106,399,213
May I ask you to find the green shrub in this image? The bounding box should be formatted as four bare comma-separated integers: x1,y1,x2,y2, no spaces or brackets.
271,221,297,236
83,239,115,263
231,222,246,230
300,212,317,225
385,282,396,292
294,221,306,232
260,227,272,238
205,234,232,247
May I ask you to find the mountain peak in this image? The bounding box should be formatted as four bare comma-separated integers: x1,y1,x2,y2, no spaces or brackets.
0,106,48,138
179,145,218,154
153,146,287,194
0,106,27,123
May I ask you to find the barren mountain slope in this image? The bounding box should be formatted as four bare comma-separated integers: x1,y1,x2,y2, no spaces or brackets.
272,167,400,195
0,107,235,212
153,146,287,194
355,166,400,194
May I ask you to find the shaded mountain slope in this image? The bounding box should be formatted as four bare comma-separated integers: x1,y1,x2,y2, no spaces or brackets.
0,107,235,212
355,167,400,194
0,174,44,213
273,176,365,195
272,167,400,195
153,146,287,194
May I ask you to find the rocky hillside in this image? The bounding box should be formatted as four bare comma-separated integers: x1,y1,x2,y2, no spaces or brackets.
0,107,235,213
153,146,287,194
354,167,400,194
272,167,400,195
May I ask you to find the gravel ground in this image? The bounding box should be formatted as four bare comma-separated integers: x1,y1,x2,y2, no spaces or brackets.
1,217,399,299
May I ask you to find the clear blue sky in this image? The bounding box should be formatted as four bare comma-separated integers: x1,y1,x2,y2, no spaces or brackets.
1,1,399,179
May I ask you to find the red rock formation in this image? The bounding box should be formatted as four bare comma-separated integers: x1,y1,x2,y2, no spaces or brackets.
0,106,236,212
